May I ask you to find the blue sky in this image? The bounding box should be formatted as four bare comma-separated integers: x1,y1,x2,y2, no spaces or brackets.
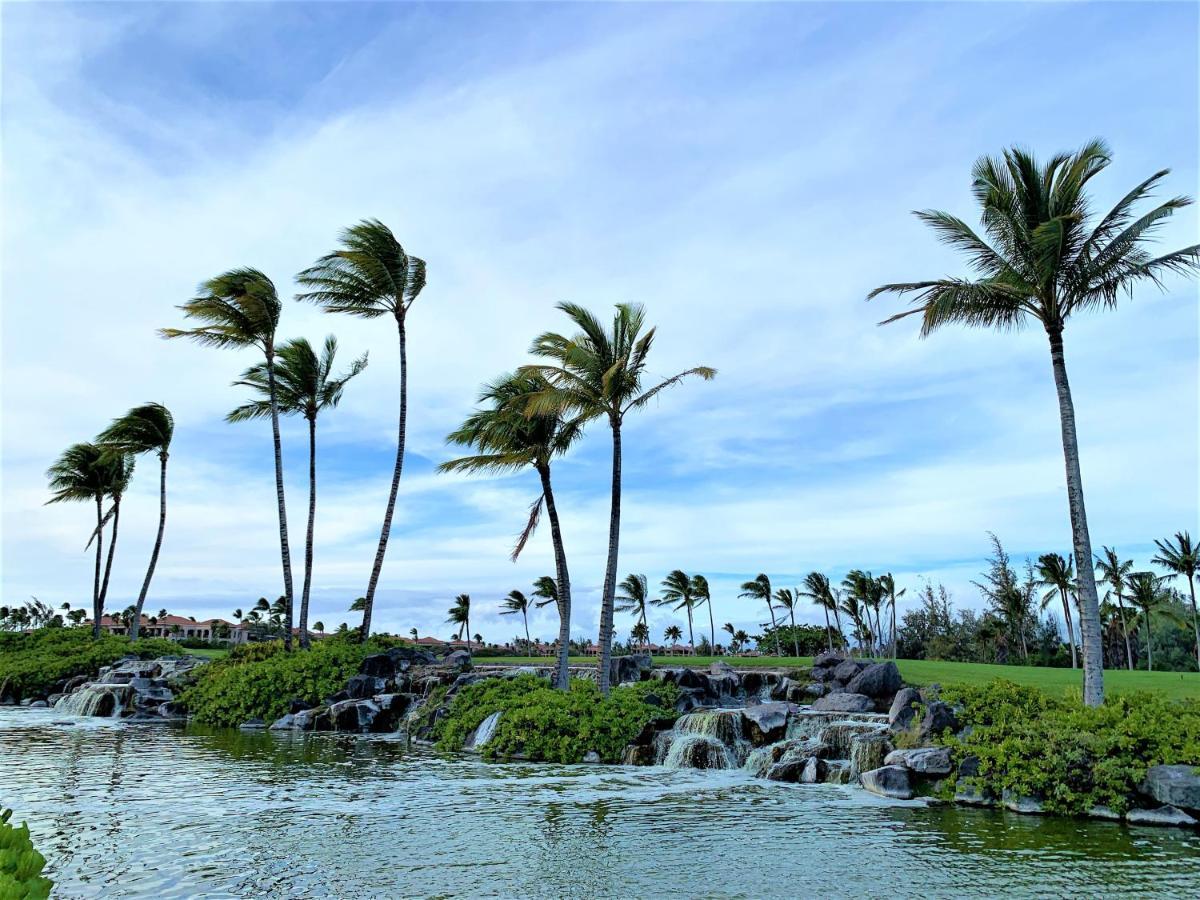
2,1,1197,646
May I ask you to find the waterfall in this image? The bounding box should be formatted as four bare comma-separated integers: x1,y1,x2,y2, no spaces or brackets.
464,711,502,751
53,684,129,718
657,709,749,770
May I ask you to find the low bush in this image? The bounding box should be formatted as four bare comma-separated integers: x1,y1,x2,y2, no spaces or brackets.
0,628,183,702
939,680,1200,815
0,808,52,900
434,675,679,763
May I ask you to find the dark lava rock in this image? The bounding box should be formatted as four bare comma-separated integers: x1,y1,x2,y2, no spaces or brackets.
888,687,921,732
809,666,834,684
860,765,914,800
289,698,314,714
709,660,736,675
1125,805,1199,827
800,756,828,784
441,649,472,671
813,651,844,669
238,718,267,730
884,747,953,776
326,690,351,705
743,702,792,745
917,701,959,744
846,662,902,699
609,653,652,686
346,674,387,700
360,653,398,679
811,692,874,713
1140,765,1200,812
329,698,379,733
676,669,708,691
832,659,864,682
766,759,807,782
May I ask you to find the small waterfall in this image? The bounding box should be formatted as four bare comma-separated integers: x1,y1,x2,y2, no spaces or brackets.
53,684,129,718
657,709,749,770
464,711,502,751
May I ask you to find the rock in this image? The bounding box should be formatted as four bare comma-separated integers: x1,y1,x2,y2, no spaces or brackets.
800,756,828,784
766,759,807,782
289,699,314,714
743,702,792,745
860,765,914,800
884,747,953,776
582,750,601,763
441,649,473,671
821,721,888,758
1001,791,1045,815
239,718,266,730
329,698,380,732
346,674,387,700
813,650,844,669
1140,765,1200,812
823,760,852,784
811,692,874,713
359,653,397,679
29,700,48,709
609,654,652,686
888,687,921,732
623,744,656,765
292,706,330,731
801,682,828,699
676,669,709,691
809,666,834,684
326,690,351,705
709,660,736,675
1125,805,1199,828
269,714,295,730
674,693,698,714
846,662,902,699
832,659,863,682
1088,806,1121,821
917,701,959,743
850,733,893,778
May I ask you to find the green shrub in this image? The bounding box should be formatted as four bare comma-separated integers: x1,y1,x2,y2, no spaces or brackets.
0,628,183,702
0,808,52,900
939,680,1200,815
435,675,679,763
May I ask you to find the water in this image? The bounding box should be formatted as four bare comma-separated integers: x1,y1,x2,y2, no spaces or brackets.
3,709,1200,898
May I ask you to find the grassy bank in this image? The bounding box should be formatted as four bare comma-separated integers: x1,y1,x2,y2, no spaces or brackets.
473,655,1200,701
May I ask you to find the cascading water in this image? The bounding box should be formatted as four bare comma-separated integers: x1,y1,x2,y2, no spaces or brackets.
657,709,750,770
464,711,502,751
53,684,130,718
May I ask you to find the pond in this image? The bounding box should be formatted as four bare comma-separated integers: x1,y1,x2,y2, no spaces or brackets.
3,708,1199,898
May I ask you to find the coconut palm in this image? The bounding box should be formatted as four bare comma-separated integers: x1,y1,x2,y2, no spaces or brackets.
721,621,737,654
663,624,683,652
772,588,802,657
446,594,472,650
837,586,870,655
1095,546,1135,670
733,629,750,652
1152,532,1199,669
531,576,559,611
97,403,174,641
799,572,840,652
691,574,716,653
228,336,367,648
93,452,134,624
161,268,296,649
630,621,650,651
878,573,906,659
296,221,427,641
1125,571,1179,671
439,371,581,689
841,571,880,656
500,590,532,653
659,570,698,655
523,302,715,692
616,574,651,651
739,574,780,656
1037,553,1078,669
870,141,1200,704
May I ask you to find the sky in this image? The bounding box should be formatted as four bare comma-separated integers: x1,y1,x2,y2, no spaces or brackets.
1,1,1197,648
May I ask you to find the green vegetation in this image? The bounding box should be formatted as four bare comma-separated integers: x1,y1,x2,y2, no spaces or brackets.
0,808,51,900
939,680,1200,816
434,675,678,763
0,628,182,703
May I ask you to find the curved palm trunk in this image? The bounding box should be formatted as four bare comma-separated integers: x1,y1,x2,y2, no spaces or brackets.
1115,591,1133,671
765,599,781,657
360,317,408,641
1186,576,1199,671
706,598,716,656
596,419,622,694
788,608,799,658
266,353,296,651
521,607,531,654
98,498,121,618
686,606,695,655
641,607,649,653
299,417,318,650
890,600,898,659
129,453,168,642
1143,609,1154,671
832,607,844,651
539,465,572,691
821,605,832,652
1047,330,1103,705
465,614,471,651
93,497,104,639
1059,587,1077,669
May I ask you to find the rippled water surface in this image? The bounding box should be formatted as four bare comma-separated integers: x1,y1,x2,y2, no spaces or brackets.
3,708,1200,898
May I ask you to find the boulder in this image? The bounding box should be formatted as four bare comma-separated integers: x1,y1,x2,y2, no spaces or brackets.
609,654,652,686
822,760,852,785
809,666,834,684
292,706,330,731
860,765,914,800
850,733,893,778
1001,791,1045,815
917,701,959,744
329,698,380,732
440,649,472,671
765,759,807,783
582,750,601,764
1140,765,1200,812
813,650,844,669
1125,805,1199,828
832,659,863,683
811,692,874,713
346,674,387,700
792,682,827,701
709,660,736,676
359,653,398,679
800,756,828,784
29,700,48,709
238,718,266,730
676,669,709,691
622,744,656,766
888,687,921,732
743,702,792,745
884,746,953,776
288,699,314,714
846,662,902,700
269,714,295,730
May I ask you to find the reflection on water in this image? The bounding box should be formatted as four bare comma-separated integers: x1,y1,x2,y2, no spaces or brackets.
2,708,1199,898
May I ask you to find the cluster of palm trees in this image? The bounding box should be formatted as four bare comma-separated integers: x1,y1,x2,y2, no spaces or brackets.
0,599,86,631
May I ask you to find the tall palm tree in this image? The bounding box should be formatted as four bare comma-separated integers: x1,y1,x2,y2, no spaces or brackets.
532,576,559,610
500,590,532,652
691,574,716,653
228,336,367,648
1037,553,1078,669
439,371,581,689
523,302,715,692
94,452,134,625
1095,546,1135,671
97,403,174,641
46,443,110,637
659,570,698,655
841,571,879,656
663,624,683,652
799,571,839,652
721,621,737,654
837,587,869,655
1152,532,1199,670
161,268,296,649
772,588,801,657
1125,571,1178,672
870,141,1200,705
616,574,651,651
630,620,650,651
296,220,427,640
739,574,780,656
446,593,472,650
733,629,750,652
878,573,905,659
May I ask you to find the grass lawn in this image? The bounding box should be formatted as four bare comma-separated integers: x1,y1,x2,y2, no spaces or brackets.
183,648,230,660
473,655,1200,701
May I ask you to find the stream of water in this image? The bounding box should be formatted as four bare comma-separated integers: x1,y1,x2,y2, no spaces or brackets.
2,708,1199,898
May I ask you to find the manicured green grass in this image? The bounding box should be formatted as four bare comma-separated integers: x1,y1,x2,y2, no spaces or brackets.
473,655,1200,701
183,648,229,660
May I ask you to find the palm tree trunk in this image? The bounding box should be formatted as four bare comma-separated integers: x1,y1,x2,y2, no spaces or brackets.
465,613,471,651
265,352,296,652
1115,591,1133,671
360,316,408,641
890,599,897,659
1060,588,1077,669
822,605,832,652
596,419,622,694
1186,576,1199,671
686,606,695,655
1047,329,1103,706
299,417,317,650
538,465,572,691
766,599,781,657
789,609,799,658
129,453,168,642
98,498,121,618
93,497,104,639
1143,610,1154,671
706,598,716,655
832,607,844,651
522,607,531,654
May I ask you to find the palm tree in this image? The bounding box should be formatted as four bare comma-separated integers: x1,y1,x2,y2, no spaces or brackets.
841,571,878,656
296,220,427,641
659,570,697,655
837,587,869,655
721,621,737,654
312,621,325,633
97,403,174,641
739,574,780,656
87,451,134,631
446,594,472,651
409,627,419,642
616,574,651,651
1037,553,1078,669
228,336,367,648
771,588,801,657
532,576,559,609
870,141,1200,705
691,574,716,652
630,621,650,651
878,573,905,659
1125,571,1178,671
523,302,715,692
733,629,750,653
500,590,532,652
663,624,683,653
1152,532,1199,670
439,371,581,689
798,572,839,652
1095,546,1135,671
161,268,296,649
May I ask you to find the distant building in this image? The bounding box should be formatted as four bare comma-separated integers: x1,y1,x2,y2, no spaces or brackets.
85,614,327,644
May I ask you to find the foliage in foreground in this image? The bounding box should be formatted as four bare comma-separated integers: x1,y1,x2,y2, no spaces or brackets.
434,675,679,763
0,808,52,900
939,680,1200,816
180,637,375,727
0,628,182,702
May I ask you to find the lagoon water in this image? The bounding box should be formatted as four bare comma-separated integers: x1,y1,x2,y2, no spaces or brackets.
3,708,1199,899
